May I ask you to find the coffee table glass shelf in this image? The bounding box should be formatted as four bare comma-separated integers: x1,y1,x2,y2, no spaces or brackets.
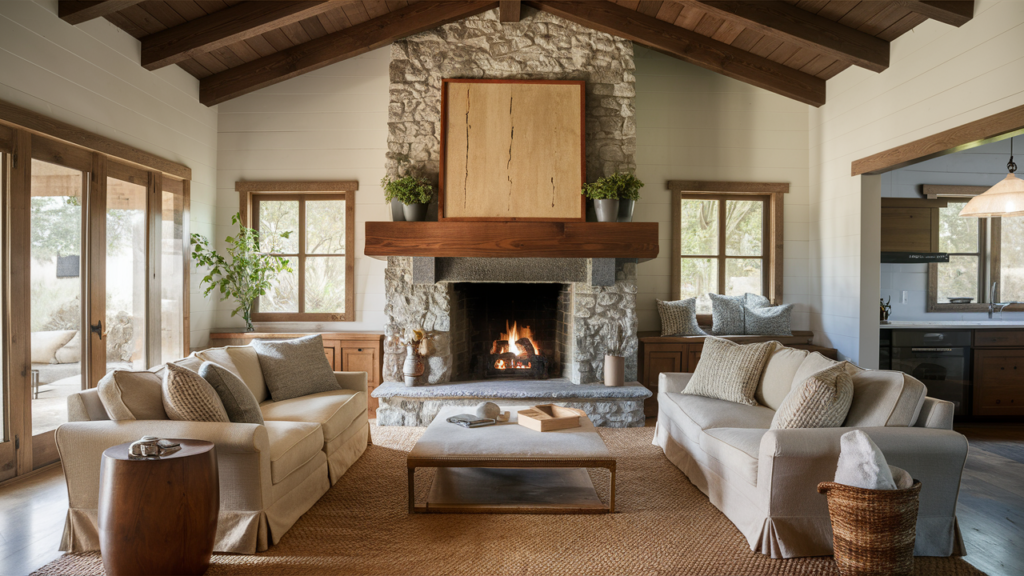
407,405,616,514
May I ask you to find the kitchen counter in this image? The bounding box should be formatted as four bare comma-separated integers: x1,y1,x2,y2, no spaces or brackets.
881,320,1024,329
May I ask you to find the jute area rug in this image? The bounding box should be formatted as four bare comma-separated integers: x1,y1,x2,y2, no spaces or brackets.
36,425,983,576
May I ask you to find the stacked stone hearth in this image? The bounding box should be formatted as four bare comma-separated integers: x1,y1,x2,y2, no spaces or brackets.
376,7,648,427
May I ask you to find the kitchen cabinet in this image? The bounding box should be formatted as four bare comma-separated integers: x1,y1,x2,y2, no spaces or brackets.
880,198,946,253
973,330,1024,416
207,330,385,418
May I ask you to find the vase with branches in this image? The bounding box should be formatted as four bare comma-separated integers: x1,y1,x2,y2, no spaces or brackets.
190,213,293,332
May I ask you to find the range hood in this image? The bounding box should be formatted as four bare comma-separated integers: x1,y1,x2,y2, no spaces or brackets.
880,252,950,264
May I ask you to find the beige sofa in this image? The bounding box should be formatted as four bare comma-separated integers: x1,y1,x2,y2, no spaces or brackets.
654,344,968,559
56,344,370,554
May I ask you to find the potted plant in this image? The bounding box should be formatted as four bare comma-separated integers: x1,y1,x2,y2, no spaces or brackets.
382,175,434,222
190,213,293,332
580,172,645,222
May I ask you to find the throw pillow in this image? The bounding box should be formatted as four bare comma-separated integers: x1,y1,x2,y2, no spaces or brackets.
745,293,771,309
709,294,745,335
97,370,168,421
684,337,774,406
744,303,795,336
199,362,264,425
657,298,706,336
161,362,230,422
31,330,77,364
771,362,854,429
54,332,82,364
252,334,340,402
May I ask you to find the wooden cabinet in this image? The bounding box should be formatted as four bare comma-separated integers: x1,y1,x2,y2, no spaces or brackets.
973,332,1024,416
880,198,945,253
208,330,385,418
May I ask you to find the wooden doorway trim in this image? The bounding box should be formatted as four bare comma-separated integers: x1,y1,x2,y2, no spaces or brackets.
852,103,1024,176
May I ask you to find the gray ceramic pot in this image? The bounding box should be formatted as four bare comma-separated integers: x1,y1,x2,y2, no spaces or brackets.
594,199,620,222
403,202,429,222
617,199,635,222
390,198,406,222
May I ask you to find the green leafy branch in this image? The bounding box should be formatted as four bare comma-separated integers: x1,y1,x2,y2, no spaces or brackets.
581,172,645,201
381,175,434,205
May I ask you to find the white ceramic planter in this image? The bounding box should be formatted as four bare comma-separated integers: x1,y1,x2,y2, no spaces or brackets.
604,354,625,387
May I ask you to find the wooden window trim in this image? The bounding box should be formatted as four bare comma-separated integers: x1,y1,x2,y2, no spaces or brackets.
668,181,786,305
237,181,358,323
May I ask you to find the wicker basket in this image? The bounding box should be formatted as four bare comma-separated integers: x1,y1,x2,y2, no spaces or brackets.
817,480,922,576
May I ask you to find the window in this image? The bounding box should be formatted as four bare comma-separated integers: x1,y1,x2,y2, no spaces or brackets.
238,182,357,322
670,181,786,314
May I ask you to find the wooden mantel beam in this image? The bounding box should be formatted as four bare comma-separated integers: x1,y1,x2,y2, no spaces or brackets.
200,1,498,106
900,1,974,27
529,0,825,107
142,1,342,71
58,0,144,25
685,1,889,73
500,1,522,23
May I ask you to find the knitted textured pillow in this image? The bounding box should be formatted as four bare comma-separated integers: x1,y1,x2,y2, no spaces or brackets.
683,337,774,406
657,298,706,336
161,362,230,422
744,303,795,336
709,294,746,335
252,334,339,402
771,362,854,429
199,361,264,425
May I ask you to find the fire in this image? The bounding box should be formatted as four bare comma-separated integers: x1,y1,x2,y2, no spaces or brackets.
494,358,531,370
501,320,539,357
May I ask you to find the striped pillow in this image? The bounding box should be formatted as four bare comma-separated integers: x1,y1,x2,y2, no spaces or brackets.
771,362,853,429
161,363,230,423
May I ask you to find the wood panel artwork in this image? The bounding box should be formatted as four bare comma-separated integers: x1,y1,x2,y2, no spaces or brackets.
440,79,585,221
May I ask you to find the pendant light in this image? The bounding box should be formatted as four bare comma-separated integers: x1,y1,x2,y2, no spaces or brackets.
959,136,1024,218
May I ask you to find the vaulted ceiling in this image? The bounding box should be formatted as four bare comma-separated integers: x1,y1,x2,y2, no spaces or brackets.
58,0,974,107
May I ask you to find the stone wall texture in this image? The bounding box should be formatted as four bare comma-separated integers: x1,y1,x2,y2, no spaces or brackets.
386,6,636,183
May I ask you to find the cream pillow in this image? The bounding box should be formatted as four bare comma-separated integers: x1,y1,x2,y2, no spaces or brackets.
97,370,168,421
54,332,82,364
683,337,774,406
161,363,230,422
31,330,77,364
771,362,854,429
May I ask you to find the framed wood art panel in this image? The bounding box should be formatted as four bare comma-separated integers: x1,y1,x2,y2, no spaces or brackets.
439,79,585,221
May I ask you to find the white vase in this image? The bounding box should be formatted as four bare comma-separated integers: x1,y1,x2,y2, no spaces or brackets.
403,345,424,387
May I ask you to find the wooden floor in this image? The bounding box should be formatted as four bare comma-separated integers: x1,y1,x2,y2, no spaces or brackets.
0,424,1021,576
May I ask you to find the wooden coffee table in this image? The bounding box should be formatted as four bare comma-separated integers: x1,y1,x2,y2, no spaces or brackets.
407,405,616,514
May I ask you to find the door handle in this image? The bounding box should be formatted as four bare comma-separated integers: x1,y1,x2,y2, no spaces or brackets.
90,320,103,340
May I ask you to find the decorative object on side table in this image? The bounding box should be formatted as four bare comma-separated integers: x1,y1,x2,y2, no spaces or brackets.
581,172,645,222
127,436,180,459
880,296,892,323
190,212,293,332
398,328,434,386
517,405,585,432
383,174,434,222
99,439,218,576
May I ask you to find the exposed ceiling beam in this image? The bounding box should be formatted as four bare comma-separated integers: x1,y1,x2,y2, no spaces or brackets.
200,1,498,106
500,1,522,23
529,0,825,107
58,0,145,25
142,1,343,71
685,1,889,73
900,1,974,27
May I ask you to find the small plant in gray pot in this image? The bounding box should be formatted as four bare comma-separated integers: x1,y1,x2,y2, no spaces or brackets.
581,172,644,222
382,175,434,222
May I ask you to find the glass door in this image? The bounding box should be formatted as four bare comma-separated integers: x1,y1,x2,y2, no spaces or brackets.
105,166,148,373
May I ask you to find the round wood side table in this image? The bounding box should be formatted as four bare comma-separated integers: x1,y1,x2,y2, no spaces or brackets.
99,439,219,576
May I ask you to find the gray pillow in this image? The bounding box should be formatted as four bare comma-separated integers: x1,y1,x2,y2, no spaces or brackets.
745,293,771,309
710,294,745,335
251,334,339,401
744,303,795,336
199,361,264,425
657,298,706,336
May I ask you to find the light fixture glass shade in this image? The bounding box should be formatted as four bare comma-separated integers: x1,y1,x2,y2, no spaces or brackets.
959,173,1024,218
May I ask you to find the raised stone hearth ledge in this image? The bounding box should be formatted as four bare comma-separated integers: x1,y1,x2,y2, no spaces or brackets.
373,380,650,428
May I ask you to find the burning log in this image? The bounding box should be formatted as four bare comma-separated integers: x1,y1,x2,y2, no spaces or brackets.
515,338,535,357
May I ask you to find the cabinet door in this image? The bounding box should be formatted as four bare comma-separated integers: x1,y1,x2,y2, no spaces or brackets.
644,350,684,417
687,345,703,371
323,339,343,371
974,349,1024,415
880,206,938,252
343,344,380,418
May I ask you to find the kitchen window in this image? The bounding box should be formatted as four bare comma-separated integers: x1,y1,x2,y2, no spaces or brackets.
669,181,786,314
238,182,357,322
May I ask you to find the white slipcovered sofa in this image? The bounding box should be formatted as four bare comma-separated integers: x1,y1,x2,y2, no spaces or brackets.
654,343,968,559
56,344,370,554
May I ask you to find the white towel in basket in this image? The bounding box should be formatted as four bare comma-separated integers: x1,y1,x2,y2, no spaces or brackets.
835,430,914,490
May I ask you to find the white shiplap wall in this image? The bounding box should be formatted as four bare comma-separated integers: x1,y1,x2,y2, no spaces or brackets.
810,0,1024,366
216,48,390,332
0,0,219,348
633,46,811,332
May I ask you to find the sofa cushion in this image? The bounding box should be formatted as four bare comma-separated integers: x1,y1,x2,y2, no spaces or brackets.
662,392,775,443
31,330,77,364
151,354,205,377
684,337,774,406
756,346,808,410
97,370,168,421
195,346,268,403
55,332,82,364
264,420,325,484
260,389,365,442
199,362,264,425
252,335,340,402
771,362,854,429
699,428,767,486
844,370,928,427
161,363,230,422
